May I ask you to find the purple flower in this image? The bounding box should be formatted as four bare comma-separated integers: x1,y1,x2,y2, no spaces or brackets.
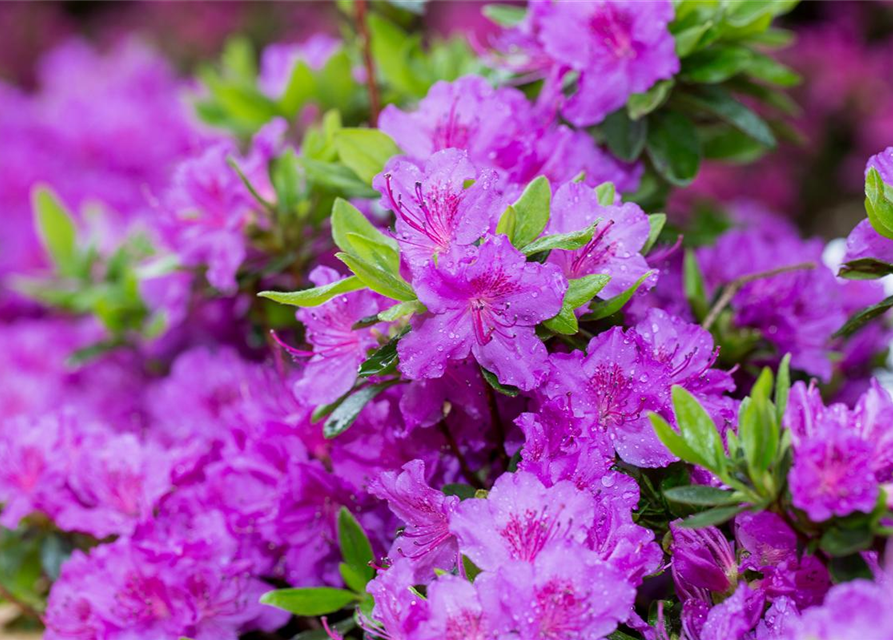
670,521,738,601
699,584,766,640
844,219,893,264
545,181,653,297
778,579,893,640
374,149,503,274
543,327,674,467
293,266,390,405
784,380,893,521
397,234,567,390
477,545,635,640
398,358,488,431
415,575,494,640
449,471,594,571
364,559,429,640
511,0,679,126
369,460,460,581
866,145,893,184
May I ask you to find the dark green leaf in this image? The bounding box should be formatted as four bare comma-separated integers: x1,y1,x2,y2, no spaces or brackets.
258,277,364,307
442,483,477,500
602,109,647,162
833,295,893,339
338,507,375,587
679,505,746,529
663,485,741,506
259,587,357,616
358,327,410,377
582,270,653,321
299,158,379,199
681,45,752,83
828,553,874,583
462,555,482,581
683,249,709,320
647,112,701,186
324,382,398,438
481,367,519,397
820,527,874,557
745,52,800,87
839,257,893,280
335,128,401,184
684,86,776,148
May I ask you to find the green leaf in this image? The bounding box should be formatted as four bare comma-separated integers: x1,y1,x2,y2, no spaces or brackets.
700,125,768,163
650,413,711,469
864,167,893,239
260,587,357,616
499,176,551,248
324,382,398,438
338,507,375,586
337,252,416,302
683,249,709,321
368,14,430,97
520,223,597,256
834,295,893,339
646,112,701,186
582,270,653,321
839,257,893,280
482,3,526,26
663,485,741,506
678,505,746,529
594,182,616,206
681,45,752,83
601,109,648,162
462,555,482,581
32,186,78,275
672,386,726,473
299,157,379,198
442,483,477,500
481,367,519,397
643,213,666,255
684,86,776,148
738,368,778,479
820,527,875,557
335,129,401,184
828,553,874,583
566,274,612,308
775,353,791,425
674,21,715,57
627,80,674,120
378,300,426,322
279,60,315,114
357,327,409,377
745,52,800,87
259,277,364,307
270,148,302,216
332,199,399,264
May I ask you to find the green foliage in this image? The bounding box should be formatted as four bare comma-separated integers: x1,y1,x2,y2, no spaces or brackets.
33,186,79,276
323,380,402,438
338,508,376,589
582,270,654,322
259,587,358,616
864,167,893,240
834,295,893,339
497,176,551,248
335,128,401,184
521,223,598,257
258,277,364,307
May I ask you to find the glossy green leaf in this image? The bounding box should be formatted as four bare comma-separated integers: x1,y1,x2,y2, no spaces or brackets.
672,386,726,473
647,112,701,186
583,270,653,321
259,587,357,616
627,80,674,120
594,182,616,206
378,300,426,322
602,109,648,162
520,222,597,256
682,45,752,83
678,505,746,529
481,367,519,397
357,328,409,377
643,213,666,255
338,507,375,586
839,257,893,280
258,276,364,307
650,413,711,469
663,485,741,506
684,86,775,147
499,176,551,248
683,249,709,321
833,295,893,339
332,198,399,263
865,168,893,239
337,252,416,302
335,128,401,184
323,382,399,438
745,52,800,86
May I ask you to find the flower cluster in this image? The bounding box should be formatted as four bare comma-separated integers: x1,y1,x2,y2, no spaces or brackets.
3,3,893,640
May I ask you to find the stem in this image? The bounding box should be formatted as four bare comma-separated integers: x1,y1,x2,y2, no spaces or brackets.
354,0,381,126
0,581,43,625
702,262,816,331
437,420,484,490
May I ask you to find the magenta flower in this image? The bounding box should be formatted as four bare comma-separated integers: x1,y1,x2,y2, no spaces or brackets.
292,266,390,405
374,149,503,274
449,471,593,571
866,145,893,183
416,575,494,640
364,559,429,640
670,520,738,600
397,234,566,390
546,180,653,297
258,35,340,97
398,358,488,431
369,460,460,581
844,219,893,264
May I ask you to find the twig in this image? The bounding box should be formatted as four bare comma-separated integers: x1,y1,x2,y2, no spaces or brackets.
0,581,43,625
702,262,815,331
354,0,381,126
437,420,484,490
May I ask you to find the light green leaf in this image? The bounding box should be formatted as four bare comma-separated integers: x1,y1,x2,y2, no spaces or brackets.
299,158,379,198
594,182,616,206
500,176,551,248
279,60,316,114
582,270,653,321
663,485,742,506
520,223,597,256
681,45,752,83
683,249,709,321
258,276,364,307
335,128,401,184
643,213,666,255
650,413,710,468
337,252,416,302
338,507,375,587
32,186,78,275
745,52,800,87
627,80,675,120
775,353,791,424
865,168,893,239
678,505,746,529
379,300,426,322
543,305,578,335
672,386,726,474
566,274,612,309
260,587,357,616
